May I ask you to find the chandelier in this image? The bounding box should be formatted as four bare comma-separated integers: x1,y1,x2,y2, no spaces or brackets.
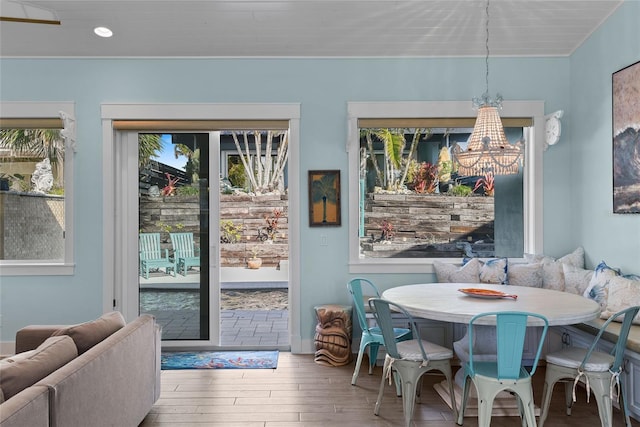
452,0,523,176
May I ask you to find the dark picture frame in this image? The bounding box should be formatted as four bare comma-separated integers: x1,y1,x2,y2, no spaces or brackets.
612,60,640,214
308,170,341,226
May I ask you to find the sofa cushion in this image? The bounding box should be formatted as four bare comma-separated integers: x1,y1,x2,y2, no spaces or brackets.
601,275,640,324
583,261,620,312
478,257,508,284
51,311,126,354
434,258,481,283
508,262,543,287
0,335,77,400
563,264,593,296
525,247,584,291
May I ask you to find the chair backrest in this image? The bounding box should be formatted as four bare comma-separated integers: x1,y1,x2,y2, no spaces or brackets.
583,305,640,371
170,232,196,257
139,233,163,259
468,311,549,380
347,278,381,333
369,298,423,360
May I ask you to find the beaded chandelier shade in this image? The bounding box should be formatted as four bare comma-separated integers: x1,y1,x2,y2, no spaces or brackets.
453,105,523,176
452,0,523,176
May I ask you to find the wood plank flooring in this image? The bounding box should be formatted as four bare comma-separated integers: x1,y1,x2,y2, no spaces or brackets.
140,352,640,426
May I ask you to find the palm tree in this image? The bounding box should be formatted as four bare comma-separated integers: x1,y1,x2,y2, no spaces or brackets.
361,127,431,191
230,130,288,194
174,143,199,183
311,174,337,223
138,134,162,168
0,129,65,187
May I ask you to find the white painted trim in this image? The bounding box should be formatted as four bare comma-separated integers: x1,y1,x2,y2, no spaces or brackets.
347,100,544,274
0,101,76,276
101,103,302,352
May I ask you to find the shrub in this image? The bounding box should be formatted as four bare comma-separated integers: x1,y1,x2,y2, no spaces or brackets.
450,183,473,196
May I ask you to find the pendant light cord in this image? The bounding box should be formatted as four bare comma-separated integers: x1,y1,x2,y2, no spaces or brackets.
484,0,490,96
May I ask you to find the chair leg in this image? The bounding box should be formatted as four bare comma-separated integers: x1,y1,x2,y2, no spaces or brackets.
374,357,391,416
368,342,380,374
475,385,496,427
518,391,537,427
351,339,370,385
619,383,632,427
588,374,614,427
563,380,574,416
400,373,419,427
538,377,557,427
457,373,471,425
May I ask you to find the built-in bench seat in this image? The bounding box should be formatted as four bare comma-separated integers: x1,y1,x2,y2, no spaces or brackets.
574,318,640,354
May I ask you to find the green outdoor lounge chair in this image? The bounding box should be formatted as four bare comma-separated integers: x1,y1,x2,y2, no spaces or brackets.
139,232,175,279
170,232,200,276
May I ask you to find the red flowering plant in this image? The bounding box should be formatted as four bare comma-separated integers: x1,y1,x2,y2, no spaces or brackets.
473,171,495,196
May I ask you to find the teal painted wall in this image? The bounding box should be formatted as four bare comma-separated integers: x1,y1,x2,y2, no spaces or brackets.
568,0,640,273
0,1,637,345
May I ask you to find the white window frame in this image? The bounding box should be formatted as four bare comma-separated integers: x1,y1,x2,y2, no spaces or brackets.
347,100,544,274
0,101,76,276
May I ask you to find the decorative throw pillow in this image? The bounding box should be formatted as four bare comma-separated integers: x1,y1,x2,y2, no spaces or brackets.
524,247,585,291
479,258,508,284
600,275,640,324
583,261,621,312
51,311,126,354
508,263,543,287
0,335,77,400
562,264,594,295
433,258,481,283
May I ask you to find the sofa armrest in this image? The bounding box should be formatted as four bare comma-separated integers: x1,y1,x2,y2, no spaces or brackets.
15,325,65,353
0,385,49,427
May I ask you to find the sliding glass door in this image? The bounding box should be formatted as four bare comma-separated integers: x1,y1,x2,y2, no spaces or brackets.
138,132,212,341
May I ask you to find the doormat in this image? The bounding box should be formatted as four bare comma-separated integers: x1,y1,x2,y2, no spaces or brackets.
161,350,279,370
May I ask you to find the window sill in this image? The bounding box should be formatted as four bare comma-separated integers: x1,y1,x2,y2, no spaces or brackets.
0,262,75,276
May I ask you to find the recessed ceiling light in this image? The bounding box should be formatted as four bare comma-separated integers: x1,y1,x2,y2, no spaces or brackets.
94,26,113,38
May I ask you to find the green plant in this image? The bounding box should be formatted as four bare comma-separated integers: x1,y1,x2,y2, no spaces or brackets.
175,223,185,230
156,221,172,233
175,185,199,196
220,220,243,243
228,161,247,189
450,183,473,196
49,186,65,196
250,246,261,259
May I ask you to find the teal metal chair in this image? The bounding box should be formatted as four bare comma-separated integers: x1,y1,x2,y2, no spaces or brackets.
539,305,640,427
170,232,200,276
347,278,412,386
456,311,549,427
139,232,175,279
369,298,457,427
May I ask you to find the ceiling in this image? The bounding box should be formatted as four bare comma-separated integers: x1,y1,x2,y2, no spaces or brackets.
0,0,623,58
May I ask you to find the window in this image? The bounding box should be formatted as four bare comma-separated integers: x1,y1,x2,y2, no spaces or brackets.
0,102,75,275
347,101,544,274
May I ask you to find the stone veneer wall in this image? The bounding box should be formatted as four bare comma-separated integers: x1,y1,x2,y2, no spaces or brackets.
362,193,494,258
139,193,288,267
0,191,65,260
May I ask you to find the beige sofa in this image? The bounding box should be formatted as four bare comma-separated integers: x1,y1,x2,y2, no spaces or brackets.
0,313,161,427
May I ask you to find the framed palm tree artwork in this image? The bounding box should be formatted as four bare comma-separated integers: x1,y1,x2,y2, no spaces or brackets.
309,170,341,226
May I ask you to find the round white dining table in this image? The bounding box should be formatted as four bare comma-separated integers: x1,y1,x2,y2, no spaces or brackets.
381,283,600,327
381,283,601,417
